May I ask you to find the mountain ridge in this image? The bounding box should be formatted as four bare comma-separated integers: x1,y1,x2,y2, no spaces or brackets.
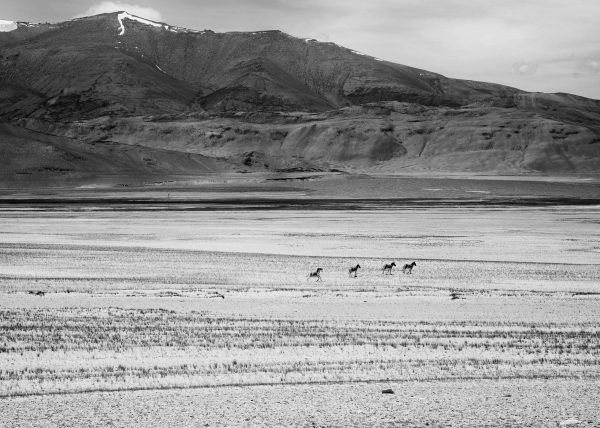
1,12,599,185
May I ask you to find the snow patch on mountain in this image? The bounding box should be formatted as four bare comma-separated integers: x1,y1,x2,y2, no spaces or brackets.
116,12,199,35
117,12,163,36
0,20,18,32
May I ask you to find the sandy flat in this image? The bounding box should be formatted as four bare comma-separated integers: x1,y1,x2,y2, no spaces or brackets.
2,379,599,427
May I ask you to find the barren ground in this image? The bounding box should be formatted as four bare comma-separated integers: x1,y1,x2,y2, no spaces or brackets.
0,177,599,426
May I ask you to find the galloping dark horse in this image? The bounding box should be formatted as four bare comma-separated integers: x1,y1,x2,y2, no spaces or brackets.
308,267,323,282
382,262,396,275
348,264,361,278
402,262,417,274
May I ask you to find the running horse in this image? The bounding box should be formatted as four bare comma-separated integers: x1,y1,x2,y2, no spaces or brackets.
382,262,396,275
348,264,361,278
307,267,323,282
402,262,417,274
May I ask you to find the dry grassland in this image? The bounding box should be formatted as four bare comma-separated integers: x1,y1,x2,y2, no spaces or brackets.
0,205,599,425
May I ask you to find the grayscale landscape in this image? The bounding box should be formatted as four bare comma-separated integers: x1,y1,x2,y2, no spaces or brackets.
1,4,599,427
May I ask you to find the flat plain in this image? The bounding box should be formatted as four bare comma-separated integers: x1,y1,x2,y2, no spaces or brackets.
0,176,599,427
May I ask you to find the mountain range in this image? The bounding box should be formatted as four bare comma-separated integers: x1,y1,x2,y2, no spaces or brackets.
1,12,599,187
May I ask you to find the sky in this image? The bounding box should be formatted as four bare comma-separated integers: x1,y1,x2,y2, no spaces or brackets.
3,0,599,99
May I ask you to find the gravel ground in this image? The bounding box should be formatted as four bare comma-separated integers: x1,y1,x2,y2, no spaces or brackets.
2,378,598,427
1,206,598,427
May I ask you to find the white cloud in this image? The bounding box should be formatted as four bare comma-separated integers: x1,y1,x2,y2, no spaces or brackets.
514,62,538,75
0,20,18,32
581,58,599,74
76,2,162,21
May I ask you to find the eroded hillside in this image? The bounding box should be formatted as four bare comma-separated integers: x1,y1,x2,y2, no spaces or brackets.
1,12,599,184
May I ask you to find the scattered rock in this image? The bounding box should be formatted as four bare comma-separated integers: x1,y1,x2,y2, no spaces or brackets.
560,419,582,426
156,291,183,298
208,292,225,299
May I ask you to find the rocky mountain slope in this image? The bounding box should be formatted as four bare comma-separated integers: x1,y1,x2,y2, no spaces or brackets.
1,12,599,184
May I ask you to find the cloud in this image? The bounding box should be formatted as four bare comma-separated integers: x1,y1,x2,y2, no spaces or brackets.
514,62,538,75
76,2,162,21
580,58,599,74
